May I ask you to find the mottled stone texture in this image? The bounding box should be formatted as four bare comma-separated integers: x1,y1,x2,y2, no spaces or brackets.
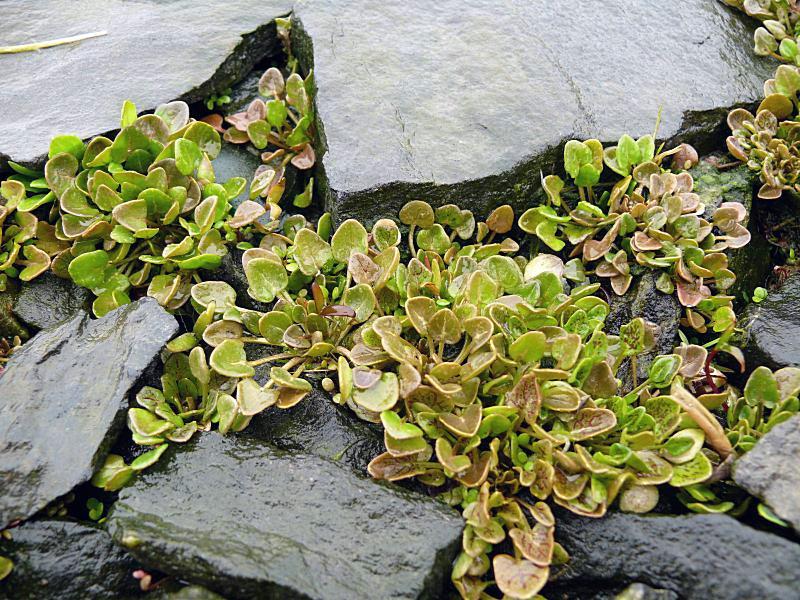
108,433,463,600
0,299,177,526
292,0,772,224
0,0,292,167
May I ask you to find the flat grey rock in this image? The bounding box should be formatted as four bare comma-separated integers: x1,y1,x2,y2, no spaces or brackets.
0,299,177,527
0,520,140,600
292,0,772,224
551,511,800,600
12,272,91,331
734,414,800,534
1,0,292,167
108,433,463,600
742,273,800,370
242,383,385,474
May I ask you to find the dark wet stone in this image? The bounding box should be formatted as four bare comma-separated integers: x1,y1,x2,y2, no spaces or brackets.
242,384,384,474
1,0,292,167
550,511,800,600
0,520,140,600
108,433,463,600
606,272,680,391
212,144,262,204
742,273,800,370
733,414,800,534
291,0,772,224
0,299,178,527
11,272,91,331
690,157,769,300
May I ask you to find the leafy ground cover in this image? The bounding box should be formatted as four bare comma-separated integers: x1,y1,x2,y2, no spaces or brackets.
2,9,800,600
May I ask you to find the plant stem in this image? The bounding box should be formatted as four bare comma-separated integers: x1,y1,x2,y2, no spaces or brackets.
0,31,107,54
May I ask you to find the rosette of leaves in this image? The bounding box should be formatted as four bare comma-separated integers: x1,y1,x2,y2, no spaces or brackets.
0,100,269,316
222,66,317,208
726,64,800,199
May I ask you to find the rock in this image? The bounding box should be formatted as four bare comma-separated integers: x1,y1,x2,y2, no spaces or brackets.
291,0,772,224
606,272,680,391
242,384,384,474
108,433,463,600
742,273,800,370
690,158,769,300
550,511,800,600
0,299,178,527
11,272,91,331
733,414,800,533
1,0,292,167
0,520,140,600
212,144,262,202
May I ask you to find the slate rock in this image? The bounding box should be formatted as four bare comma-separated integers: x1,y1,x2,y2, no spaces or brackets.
0,520,140,600
1,0,292,166
0,299,178,527
291,0,772,224
242,384,384,474
733,414,800,534
11,272,91,331
691,158,770,300
742,272,800,370
108,433,463,600
606,272,680,391
551,511,800,600
212,144,262,201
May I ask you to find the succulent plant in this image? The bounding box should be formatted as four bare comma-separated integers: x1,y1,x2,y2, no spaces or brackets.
519,137,749,361
723,0,800,62
111,194,782,598
0,99,291,315
726,63,800,200
220,65,317,208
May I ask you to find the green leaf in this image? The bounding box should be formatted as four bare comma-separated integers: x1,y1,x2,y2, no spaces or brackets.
744,366,780,409
174,138,202,175
266,99,289,128
210,339,254,378
68,249,110,289
616,134,641,173
120,100,138,128
49,134,85,160
244,257,288,303
331,219,369,263
563,140,592,179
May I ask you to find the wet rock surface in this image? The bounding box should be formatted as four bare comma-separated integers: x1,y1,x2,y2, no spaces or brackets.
733,414,800,534
0,299,178,527
11,272,91,331
606,272,680,390
242,385,384,474
108,433,463,600
742,272,800,369
292,0,771,224
1,0,292,167
691,158,771,300
550,511,800,600
0,520,140,600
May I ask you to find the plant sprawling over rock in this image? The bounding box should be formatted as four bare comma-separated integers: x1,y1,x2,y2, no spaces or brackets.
102,180,794,597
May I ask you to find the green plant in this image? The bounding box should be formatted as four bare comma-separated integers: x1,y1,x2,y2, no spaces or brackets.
0,555,11,582
752,286,769,302
519,137,748,359
0,100,281,316
204,88,232,110
727,63,800,199
723,0,800,62
111,197,783,599
221,66,316,208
